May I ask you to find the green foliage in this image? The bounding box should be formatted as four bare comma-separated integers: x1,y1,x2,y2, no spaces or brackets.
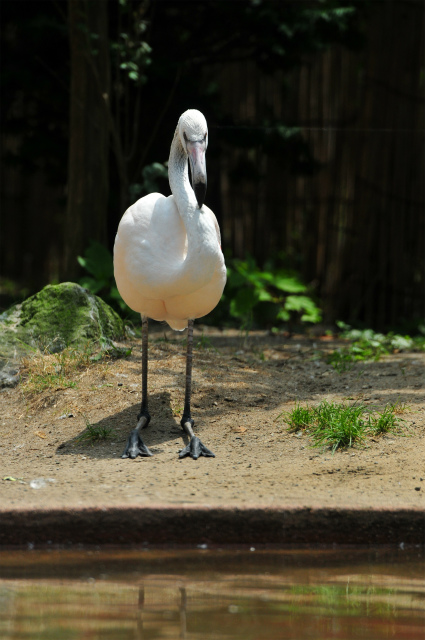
1,283,125,360
326,350,355,373
22,345,94,395
76,417,115,443
78,244,321,330
337,321,425,350
111,6,152,87
77,241,137,320
129,162,168,201
77,242,113,296
2,0,366,296
311,401,367,451
196,332,216,352
327,322,425,372
286,402,315,432
283,400,405,452
222,255,321,329
369,403,405,436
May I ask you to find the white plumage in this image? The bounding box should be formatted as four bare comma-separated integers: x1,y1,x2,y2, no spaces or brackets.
114,109,226,329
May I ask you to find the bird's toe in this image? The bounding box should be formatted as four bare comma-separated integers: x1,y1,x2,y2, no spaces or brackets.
179,436,215,460
122,429,153,458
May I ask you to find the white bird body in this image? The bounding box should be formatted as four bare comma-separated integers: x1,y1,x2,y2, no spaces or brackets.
114,110,226,330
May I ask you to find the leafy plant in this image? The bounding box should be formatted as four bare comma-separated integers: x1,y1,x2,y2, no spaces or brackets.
77,241,114,297
327,322,425,372
129,162,168,201
326,350,356,373
78,245,321,330
77,156,168,319
77,241,138,319
220,255,321,329
113,26,152,87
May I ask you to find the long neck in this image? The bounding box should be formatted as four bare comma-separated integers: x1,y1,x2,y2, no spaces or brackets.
168,128,198,215
167,129,220,291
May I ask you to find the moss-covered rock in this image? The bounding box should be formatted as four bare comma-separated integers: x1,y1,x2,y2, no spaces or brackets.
0,282,126,359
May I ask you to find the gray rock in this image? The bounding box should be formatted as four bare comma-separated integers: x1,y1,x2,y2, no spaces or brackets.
0,282,126,360
0,365,19,388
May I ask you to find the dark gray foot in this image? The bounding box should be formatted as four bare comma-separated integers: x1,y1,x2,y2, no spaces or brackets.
121,428,153,459
179,436,215,460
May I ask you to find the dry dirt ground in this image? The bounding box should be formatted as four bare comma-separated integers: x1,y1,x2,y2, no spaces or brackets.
1,325,424,511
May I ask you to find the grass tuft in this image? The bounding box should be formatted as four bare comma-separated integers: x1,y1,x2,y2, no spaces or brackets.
311,401,367,452
283,400,406,452
369,403,405,435
75,417,114,443
21,345,94,395
286,402,315,432
196,332,217,352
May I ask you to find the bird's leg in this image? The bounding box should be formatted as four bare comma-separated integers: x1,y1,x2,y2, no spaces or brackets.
179,587,187,639
121,316,153,458
179,319,215,460
136,586,144,640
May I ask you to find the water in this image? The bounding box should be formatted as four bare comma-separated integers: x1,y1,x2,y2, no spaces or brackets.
0,546,423,639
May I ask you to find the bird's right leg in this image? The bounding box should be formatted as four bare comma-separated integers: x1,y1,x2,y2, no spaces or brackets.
121,316,153,458
179,319,215,460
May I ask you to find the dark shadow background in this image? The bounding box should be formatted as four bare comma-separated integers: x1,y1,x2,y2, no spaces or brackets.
1,0,423,329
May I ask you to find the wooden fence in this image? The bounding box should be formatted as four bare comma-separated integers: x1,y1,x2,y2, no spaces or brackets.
216,1,424,327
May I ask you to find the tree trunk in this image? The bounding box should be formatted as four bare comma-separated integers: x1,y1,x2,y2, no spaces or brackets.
64,0,110,280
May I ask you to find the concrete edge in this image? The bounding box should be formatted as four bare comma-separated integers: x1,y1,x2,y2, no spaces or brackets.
1,505,424,546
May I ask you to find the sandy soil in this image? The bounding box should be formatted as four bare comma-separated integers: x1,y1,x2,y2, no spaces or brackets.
1,325,424,511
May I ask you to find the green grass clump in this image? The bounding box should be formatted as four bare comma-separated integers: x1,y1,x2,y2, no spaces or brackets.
286,402,316,432
283,400,405,452
312,401,366,451
369,403,405,436
76,420,114,443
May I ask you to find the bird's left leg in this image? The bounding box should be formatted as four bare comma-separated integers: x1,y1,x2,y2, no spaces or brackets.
121,316,153,459
179,319,215,460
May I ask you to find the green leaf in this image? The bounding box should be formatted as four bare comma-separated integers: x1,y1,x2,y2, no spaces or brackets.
276,308,290,322
258,289,274,302
284,295,322,323
229,287,258,319
273,274,306,293
78,275,103,295
228,271,247,288
390,335,413,351
77,241,114,281
138,162,168,194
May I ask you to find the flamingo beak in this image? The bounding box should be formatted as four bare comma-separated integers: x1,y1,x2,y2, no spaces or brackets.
187,140,207,208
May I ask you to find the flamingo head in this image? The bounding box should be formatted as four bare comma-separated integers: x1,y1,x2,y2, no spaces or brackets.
178,110,208,209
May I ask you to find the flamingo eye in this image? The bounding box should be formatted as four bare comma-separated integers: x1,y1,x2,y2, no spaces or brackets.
183,132,188,142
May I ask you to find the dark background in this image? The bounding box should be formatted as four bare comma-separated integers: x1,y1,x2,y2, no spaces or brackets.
1,0,423,330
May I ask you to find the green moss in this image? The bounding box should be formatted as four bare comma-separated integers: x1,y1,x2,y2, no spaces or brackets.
0,282,125,358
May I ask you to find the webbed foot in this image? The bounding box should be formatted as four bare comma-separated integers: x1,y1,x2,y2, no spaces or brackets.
179,436,215,460
121,428,153,458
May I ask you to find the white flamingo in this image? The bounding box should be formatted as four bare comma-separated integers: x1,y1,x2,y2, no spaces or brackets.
114,109,226,459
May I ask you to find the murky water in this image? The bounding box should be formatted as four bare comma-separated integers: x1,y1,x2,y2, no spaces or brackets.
0,546,423,639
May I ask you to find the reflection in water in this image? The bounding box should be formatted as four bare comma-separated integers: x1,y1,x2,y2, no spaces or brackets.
136,585,188,639
0,547,424,639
